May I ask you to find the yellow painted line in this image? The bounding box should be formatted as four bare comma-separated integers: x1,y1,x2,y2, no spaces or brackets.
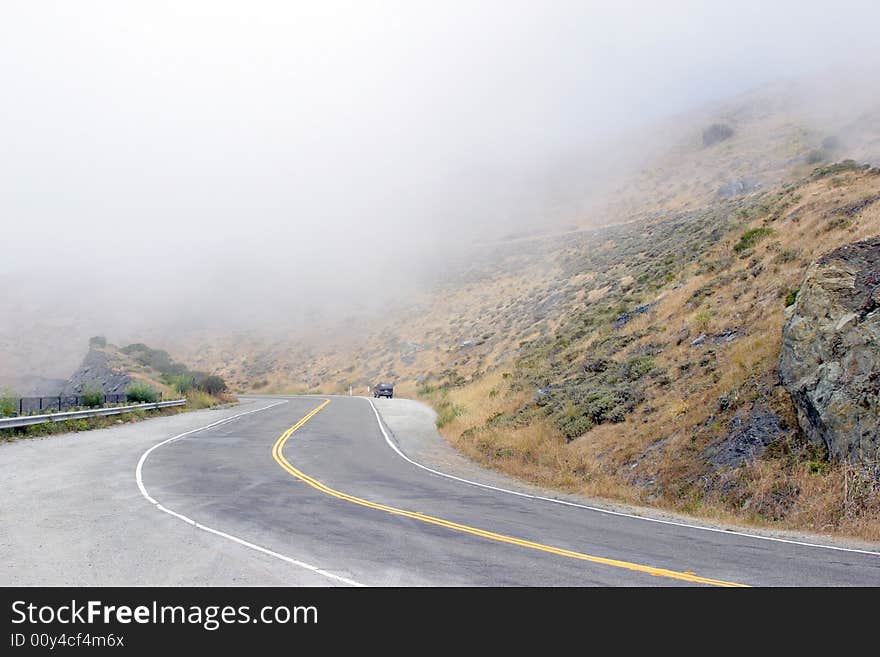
272,398,749,588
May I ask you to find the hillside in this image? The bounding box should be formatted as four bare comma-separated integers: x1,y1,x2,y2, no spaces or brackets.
402,166,880,542
61,340,176,400
172,87,880,397
48,338,228,410
162,88,880,540
427,162,880,540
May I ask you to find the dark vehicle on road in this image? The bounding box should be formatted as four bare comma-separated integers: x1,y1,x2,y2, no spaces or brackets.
373,383,394,399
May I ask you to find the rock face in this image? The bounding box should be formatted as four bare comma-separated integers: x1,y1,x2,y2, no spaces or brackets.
62,348,132,395
706,406,784,469
780,237,880,462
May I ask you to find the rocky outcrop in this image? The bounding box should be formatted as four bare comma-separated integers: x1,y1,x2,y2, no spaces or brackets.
62,348,132,395
706,406,784,469
779,237,880,462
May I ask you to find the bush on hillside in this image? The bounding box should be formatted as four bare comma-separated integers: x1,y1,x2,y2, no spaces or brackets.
126,382,159,404
81,385,104,408
810,160,870,180
733,227,774,253
197,375,227,395
162,373,195,394
121,344,188,377
0,390,17,418
435,395,464,428
702,123,734,147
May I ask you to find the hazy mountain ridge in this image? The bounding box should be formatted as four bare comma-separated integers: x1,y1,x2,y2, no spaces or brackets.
3,78,880,394
161,85,880,394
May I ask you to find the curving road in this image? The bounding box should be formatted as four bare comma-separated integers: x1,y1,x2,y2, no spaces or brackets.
137,396,879,586
2,395,880,586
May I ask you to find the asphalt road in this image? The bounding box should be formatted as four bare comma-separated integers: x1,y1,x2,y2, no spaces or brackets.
3,395,880,586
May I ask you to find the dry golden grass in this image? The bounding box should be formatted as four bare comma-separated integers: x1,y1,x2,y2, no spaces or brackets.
184,389,227,409
428,169,880,541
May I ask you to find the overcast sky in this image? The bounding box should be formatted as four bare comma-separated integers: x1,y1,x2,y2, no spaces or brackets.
2,1,880,340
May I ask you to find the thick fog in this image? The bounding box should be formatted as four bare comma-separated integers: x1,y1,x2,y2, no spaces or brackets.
2,1,880,379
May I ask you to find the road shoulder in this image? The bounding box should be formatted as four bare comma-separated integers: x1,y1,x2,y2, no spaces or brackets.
0,399,332,585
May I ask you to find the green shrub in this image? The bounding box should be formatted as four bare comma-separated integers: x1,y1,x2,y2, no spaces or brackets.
126,382,159,403
733,227,774,253
162,373,195,394
584,388,629,423
557,413,594,440
784,289,799,307
622,356,656,382
773,248,799,264
702,123,734,147
121,344,188,376
545,382,640,440
694,310,714,333
811,159,868,179
486,411,515,427
64,419,91,432
197,375,227,395
81,385,104,408
441,370,467,389
88,335,107,348
0,391,17,418
808,459,828,475
435,397,464,428
824,216,852,232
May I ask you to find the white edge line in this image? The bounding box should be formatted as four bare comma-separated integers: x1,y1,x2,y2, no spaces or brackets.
367,398,880,558
136,399,363,587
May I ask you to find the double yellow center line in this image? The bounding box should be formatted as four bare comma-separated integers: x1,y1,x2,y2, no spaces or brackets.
271,398,748,587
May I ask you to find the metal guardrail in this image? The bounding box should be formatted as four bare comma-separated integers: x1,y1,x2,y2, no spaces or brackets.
0,399,187,430
8,393,134,415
